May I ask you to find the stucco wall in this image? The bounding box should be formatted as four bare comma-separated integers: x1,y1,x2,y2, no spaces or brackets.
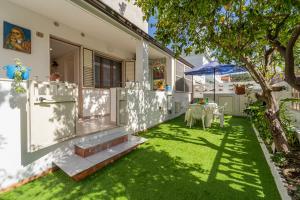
182,53,208,68
126,90,190,132
100,0,148,33
82,88,111,117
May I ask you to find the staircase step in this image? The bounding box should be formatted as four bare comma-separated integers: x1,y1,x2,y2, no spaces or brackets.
53,136,147,181
75,134,128,157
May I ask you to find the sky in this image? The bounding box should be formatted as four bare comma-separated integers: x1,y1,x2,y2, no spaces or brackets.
148,15,174,49
148,15,157,37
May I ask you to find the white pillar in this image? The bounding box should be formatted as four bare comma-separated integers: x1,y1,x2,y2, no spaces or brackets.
135,39,150,90
166,57,175,91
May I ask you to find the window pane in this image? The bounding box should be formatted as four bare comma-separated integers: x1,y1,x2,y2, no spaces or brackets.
185,79,193,92
102,58,111,87
185,66,192,73
175,76,184,92
94,56,101,88
112,61,122,87
176,61,184,77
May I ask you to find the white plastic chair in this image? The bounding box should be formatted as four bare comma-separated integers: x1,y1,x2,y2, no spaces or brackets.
213,103,227,127
185,105,205,130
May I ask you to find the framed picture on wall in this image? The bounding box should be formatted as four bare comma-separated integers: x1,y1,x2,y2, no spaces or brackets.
3,21,31,54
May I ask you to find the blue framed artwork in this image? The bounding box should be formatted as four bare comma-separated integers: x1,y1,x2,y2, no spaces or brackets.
3,21,31,54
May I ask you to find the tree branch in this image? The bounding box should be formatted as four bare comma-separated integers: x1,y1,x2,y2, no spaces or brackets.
264,47,275,67
266,15,289,57
284,24,300,91
263,47,275,78
239,55,272,93
271,85,286,92
267,14,290,41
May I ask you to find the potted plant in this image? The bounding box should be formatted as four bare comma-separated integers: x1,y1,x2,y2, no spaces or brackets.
3,58,31,93
234,84,246,95
153,63,164,79
156,80,165,90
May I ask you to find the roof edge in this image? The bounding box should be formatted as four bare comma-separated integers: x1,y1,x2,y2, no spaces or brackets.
82,0,195,68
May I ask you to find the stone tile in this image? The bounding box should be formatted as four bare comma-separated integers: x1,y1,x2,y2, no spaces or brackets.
54,154,93,177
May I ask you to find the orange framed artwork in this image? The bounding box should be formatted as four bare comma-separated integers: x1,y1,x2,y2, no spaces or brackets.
3,21,31,54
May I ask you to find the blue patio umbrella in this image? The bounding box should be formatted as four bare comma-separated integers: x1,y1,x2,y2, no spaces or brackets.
185,61,246,101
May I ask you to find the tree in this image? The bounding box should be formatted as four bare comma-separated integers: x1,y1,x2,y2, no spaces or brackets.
134,0,300,153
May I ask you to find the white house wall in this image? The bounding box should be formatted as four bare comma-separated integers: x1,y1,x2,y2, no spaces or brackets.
0,0,133,80
135,39,150,89
100,0,148,33
182,53,206,67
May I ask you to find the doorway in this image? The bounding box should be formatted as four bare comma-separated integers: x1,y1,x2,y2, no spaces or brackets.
50,37,80,83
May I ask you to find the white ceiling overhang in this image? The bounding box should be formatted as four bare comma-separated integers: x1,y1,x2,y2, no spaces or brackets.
8,0,166,59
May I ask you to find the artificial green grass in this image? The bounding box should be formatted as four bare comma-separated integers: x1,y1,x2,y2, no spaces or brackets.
0,115,280,200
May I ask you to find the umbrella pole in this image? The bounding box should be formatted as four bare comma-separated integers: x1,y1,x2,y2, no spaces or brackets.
213,68,216,102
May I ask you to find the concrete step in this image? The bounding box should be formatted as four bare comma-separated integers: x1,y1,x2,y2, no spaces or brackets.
76,126,126,143
53,136,147,181
75,134,128,157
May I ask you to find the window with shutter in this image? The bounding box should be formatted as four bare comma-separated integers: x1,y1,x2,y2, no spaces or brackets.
175,61,185,92
185,66,193,93
175,61,193,92
94,54,122,88
125,61,135,82
83,48,94,87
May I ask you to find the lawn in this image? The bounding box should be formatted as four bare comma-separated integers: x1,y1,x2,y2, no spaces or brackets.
0,115,280,200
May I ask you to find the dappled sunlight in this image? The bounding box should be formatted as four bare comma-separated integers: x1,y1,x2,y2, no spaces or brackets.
0,115,280,200
82,89,110,117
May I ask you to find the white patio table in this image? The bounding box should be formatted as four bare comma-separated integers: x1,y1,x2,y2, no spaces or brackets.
185,103,218,128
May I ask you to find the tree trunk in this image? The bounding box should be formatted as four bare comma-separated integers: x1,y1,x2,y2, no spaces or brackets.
239,56,290,153
263,90,290,153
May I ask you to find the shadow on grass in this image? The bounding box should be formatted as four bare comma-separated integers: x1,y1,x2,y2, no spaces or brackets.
0,115,280,200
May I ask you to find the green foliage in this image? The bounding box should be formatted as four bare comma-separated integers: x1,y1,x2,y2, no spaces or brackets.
271,152,288,167
134,0,299,84
244,99,300,146
244,101,273,144
279,98,300,146
13,58,26,94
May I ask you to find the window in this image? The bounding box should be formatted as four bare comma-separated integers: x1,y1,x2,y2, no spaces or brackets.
150,58,166,90
83,48,94,87
175,61,185,92
94,54,122,88
112,61,122,87
175,61,193,92
292,88,300,111
94,55,101,88
185,66,193,92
